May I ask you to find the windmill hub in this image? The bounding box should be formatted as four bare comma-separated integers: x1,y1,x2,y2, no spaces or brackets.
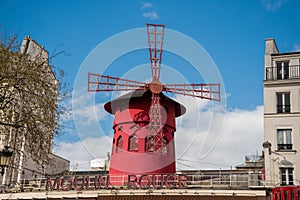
149,79,163,94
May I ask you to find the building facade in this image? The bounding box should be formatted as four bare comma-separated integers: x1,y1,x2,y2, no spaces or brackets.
263,38,300,186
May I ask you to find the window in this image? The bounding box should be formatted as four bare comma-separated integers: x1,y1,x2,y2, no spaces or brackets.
145,135,154,152
145,136,168,153
280,168,294,186
277,129,292,150
128,134,138,151
116,136,123,153
276,61,289,80
277,92,290,113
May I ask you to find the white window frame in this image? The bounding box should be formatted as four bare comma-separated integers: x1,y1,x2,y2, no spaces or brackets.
277,128,292,150
276,92,290,113
280,167,294,186
276,61,289,80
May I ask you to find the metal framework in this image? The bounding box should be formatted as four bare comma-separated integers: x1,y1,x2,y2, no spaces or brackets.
88,73,147,92
88,23,221,154
146,23,165,81
88,74,220,101
17,172,267,191
146,24,165,153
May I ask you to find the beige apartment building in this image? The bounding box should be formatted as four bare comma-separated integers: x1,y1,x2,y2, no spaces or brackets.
263,38,300,186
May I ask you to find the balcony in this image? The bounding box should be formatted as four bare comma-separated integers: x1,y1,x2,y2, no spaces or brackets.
266,65,300,80
277,104,290,113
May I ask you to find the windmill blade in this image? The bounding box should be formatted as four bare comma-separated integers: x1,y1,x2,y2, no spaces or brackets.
146,23,165,81
164,83,221,101
88,73,148,92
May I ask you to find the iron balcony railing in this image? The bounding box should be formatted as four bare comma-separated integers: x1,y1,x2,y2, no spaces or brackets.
277,144,293,150
277,104,290,113
266,65,300,81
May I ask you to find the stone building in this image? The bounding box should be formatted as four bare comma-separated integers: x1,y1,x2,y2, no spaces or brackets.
236,155,264,173
0,36,69,188
263,38,300,186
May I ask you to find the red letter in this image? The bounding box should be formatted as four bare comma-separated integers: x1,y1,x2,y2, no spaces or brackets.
46,177,61,191
166,174,176,189
95,176,109,189
84,176,90,190
178,175,187,188
152,174,163,189
127,175,137,189
74,176,84,190
139,174,152,189
61,177,73,191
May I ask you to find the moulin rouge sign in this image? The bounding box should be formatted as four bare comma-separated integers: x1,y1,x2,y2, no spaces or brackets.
46,174,189,191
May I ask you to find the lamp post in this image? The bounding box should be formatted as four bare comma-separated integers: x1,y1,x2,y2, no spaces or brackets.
0,146,13,176
262,141,272,155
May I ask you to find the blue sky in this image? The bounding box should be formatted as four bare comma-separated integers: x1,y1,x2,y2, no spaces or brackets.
2,0,300,109
1,0,300,170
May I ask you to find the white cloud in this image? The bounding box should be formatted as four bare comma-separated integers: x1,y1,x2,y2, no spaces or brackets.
55,93,263,171
262,0,286,11
292,44,300,52
139,1,159,19
72,89,108,126
73,103,106,126
140,1,152,10
53,136,112,171
175,95,263,169
143,11,159,20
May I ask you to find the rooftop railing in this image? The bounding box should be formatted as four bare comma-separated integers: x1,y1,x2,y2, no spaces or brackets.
1,172,274,193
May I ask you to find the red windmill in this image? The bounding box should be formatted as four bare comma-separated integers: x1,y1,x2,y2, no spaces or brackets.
88,24,220,185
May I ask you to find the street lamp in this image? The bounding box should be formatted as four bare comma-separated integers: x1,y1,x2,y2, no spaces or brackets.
0,146,13,176
262,141,272,155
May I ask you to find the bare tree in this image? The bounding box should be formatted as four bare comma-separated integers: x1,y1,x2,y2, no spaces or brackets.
0,32,70,183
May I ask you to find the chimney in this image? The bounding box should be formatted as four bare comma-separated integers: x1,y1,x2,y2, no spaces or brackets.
264,38,279,80
265,38,279,55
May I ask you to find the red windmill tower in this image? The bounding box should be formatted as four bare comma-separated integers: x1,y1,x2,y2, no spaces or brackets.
88,24,220,184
